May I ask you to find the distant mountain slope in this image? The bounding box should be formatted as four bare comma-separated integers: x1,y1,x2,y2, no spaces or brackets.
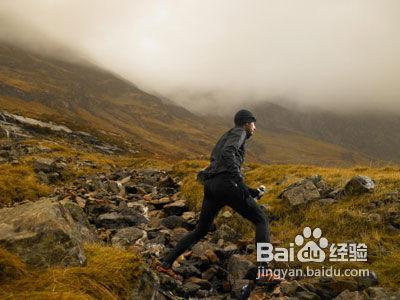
0,43,370,165
0,43,218,159
250,102,400,163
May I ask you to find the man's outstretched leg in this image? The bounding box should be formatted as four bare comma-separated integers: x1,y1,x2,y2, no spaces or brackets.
225,187,282,287
159,181,223,270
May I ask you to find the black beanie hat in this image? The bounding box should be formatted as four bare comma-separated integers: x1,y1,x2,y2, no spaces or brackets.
234,109,256,126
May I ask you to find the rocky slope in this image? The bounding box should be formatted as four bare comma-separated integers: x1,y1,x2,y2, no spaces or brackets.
1,141,399,299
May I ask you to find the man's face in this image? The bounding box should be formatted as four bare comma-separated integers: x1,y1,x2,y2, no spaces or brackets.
244,122,256,137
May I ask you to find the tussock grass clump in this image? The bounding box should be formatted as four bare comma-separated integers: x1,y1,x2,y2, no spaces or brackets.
0,243,146,300
0,247,28,282
0,164,51,206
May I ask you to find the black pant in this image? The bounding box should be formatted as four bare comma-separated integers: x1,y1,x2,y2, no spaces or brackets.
162,173,270,267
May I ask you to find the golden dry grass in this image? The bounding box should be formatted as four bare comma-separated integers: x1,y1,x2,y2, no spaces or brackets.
0,247,28,282
0,243,146,300
0,164,51,206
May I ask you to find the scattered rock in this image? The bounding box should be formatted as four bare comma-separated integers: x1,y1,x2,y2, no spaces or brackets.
111,227,145,247
173,260,202,278
280,178,321,206
191,241,220,257
182,211,196,221
160,215,184,229
328,188,347,200
319,198,337,205
212,224,242,243
296,290,321,300
316,277,358,298
231,279,251,299
367,213,382,223
163,200,188,216
365,287,388,299
280,280,302,296
33,158,57,173
345,175,375,195
171,227,188,241
147,196,172,206
334,290,365,300
186,276,212,290
96,211,148,229
182,282,201,297
61,200,99,243
226,254,256,287
355,271,379,290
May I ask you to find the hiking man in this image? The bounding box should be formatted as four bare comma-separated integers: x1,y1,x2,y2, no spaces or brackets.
158,109,280,290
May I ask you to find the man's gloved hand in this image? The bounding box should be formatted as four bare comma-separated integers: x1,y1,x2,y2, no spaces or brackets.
248,185,266,200
232,174,250,198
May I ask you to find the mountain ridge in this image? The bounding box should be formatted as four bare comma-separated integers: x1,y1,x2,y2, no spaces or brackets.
0,42,374,166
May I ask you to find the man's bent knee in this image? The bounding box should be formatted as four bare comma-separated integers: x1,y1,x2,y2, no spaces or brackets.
193,226,209,239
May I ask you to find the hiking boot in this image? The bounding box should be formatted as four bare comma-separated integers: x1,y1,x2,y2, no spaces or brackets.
256,271,284,288
155,262,183,281
239,282,255,300
244,266,284,291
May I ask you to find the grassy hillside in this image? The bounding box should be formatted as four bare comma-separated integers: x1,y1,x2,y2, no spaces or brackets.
0,43,372,166
251,102,400,163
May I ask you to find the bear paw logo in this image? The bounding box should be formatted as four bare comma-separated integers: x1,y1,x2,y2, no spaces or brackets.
295,227,328,262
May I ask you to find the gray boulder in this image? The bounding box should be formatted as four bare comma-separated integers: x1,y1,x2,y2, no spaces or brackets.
33,157,66,174
0,198,96,268
212,224,242,243
96,211,148,229
173,260,202,278
280,179,321,206
61,200,99,243
365,287,388,299
345,175,375,195
327,188,347,200
111,227,146,247
160,215,184,229
280,280,302,296
163,200,188,216
226,254,256,287
33,158,66,183
181,282,201,297
334,290,366,300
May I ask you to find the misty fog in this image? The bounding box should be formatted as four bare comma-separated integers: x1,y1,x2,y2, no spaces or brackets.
1,0,400,114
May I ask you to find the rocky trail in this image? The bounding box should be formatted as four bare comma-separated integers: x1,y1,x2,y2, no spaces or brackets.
0,110,399,299
1,153,399,299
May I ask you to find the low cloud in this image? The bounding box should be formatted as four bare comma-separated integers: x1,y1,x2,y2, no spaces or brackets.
1,0,400,114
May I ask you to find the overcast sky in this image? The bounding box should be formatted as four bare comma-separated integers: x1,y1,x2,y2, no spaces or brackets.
1,0,400,114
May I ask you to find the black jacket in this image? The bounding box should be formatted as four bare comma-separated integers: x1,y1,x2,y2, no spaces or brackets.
205,126,248,182
198,126,259,198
